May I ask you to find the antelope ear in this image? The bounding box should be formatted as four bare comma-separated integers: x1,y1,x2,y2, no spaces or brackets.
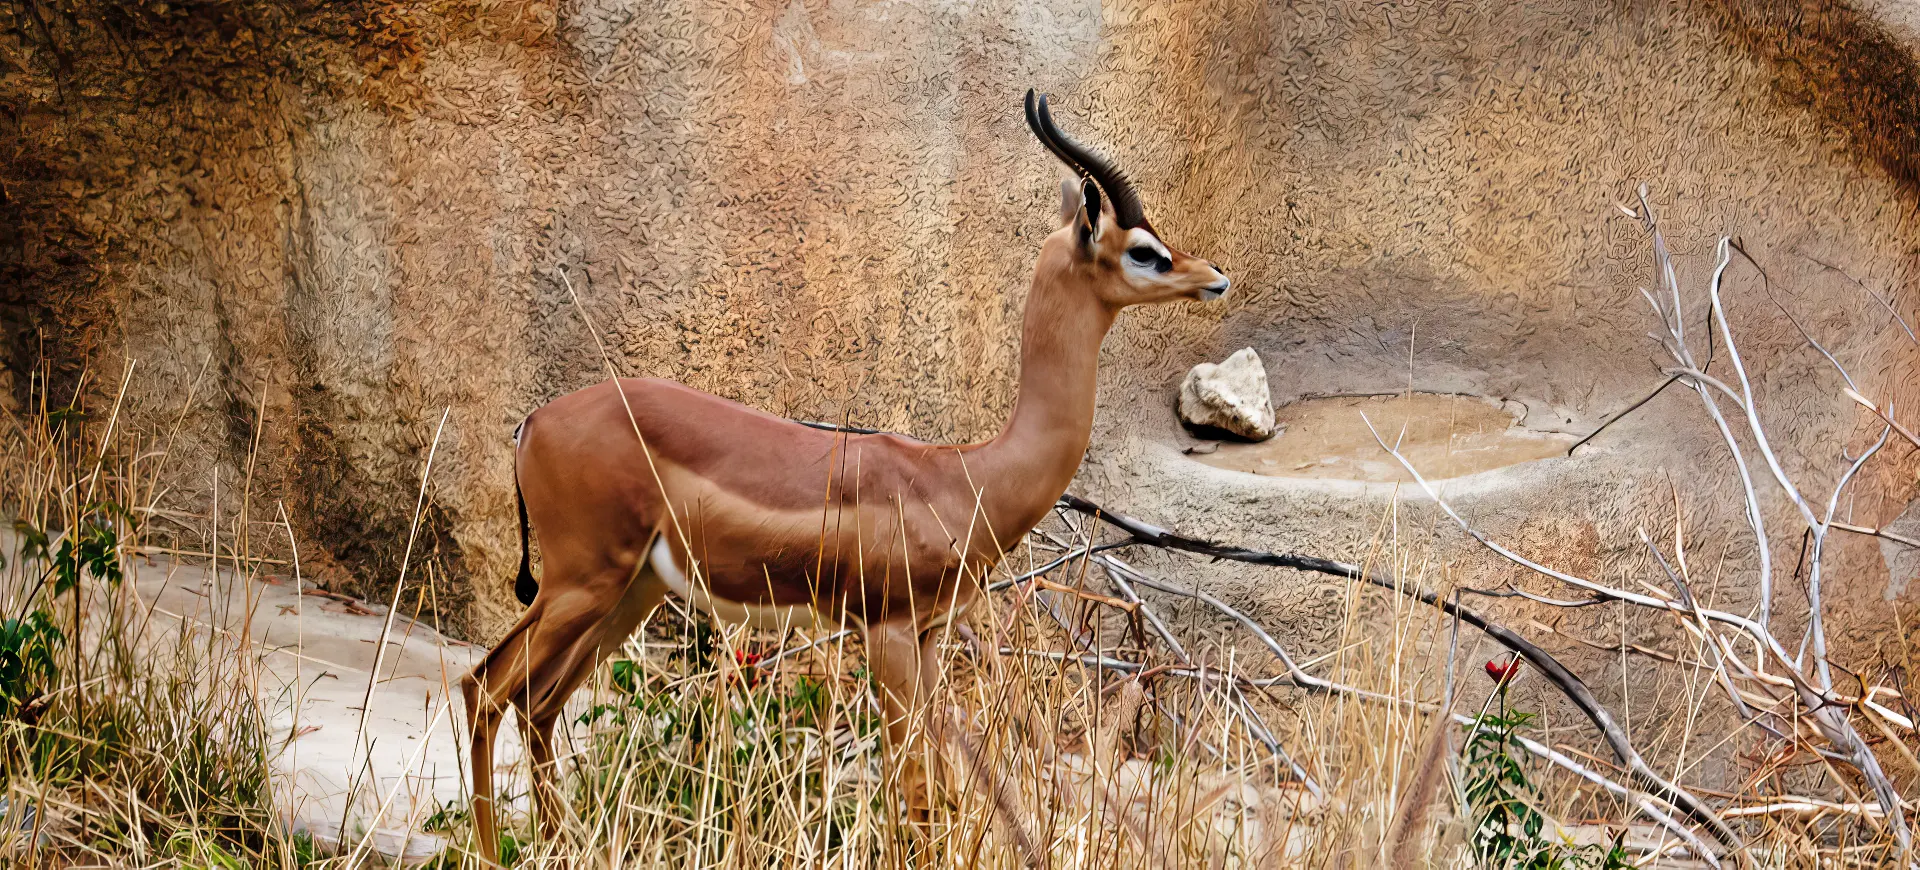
1058,177,1081,226
1074,178,1102,252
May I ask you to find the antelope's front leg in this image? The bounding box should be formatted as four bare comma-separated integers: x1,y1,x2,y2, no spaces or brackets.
864,619,943,818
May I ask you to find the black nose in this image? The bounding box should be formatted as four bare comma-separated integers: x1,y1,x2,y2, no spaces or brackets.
1208,260,1226,274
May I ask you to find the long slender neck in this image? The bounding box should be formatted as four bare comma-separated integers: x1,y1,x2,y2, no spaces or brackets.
973,247,1116,545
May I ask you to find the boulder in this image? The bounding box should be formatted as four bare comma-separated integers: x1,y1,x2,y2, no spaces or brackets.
1178,348,1277,441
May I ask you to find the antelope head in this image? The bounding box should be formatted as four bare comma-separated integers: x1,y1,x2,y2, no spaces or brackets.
1026,89,1230,307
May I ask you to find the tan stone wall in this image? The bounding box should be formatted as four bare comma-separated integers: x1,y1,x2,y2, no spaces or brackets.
6,0,1920,649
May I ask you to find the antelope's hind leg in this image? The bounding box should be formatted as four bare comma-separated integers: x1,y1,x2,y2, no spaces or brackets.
462,603,548,868
519,558,670,841
462,557,663,864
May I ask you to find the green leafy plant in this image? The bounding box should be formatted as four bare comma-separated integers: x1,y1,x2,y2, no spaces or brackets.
288,830,319,867
0,608,63,720
1462,671,1633,870
52,506,126,596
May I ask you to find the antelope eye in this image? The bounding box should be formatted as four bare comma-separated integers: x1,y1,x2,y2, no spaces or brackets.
1127,246,1171,272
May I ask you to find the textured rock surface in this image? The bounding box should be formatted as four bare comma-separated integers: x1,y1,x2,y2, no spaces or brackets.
1179,347,1275,441
4,0,1920,663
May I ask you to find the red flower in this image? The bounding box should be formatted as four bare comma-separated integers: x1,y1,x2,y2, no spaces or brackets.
1485,658,1521,685
734,650,765,688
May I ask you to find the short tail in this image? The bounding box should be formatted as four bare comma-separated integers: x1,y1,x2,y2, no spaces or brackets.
513,420,538,606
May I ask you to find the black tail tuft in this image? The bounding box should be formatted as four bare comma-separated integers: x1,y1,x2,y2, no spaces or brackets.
513,425,538,606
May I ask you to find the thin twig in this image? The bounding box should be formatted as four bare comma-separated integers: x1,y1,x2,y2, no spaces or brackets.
1567,374,1679,456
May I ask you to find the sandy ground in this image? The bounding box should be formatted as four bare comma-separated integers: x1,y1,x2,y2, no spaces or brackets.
128,551,537,863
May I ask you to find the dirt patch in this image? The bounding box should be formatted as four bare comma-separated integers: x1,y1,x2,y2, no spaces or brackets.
1188,393,1572,483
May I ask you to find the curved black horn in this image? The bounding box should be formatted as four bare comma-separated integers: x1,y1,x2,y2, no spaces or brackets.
1025,90,1147,230
1025,89,1087,179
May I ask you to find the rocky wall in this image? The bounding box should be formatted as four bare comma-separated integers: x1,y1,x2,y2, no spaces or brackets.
4,0,1920,657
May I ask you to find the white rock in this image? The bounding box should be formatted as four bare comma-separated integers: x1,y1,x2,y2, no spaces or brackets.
1178,348,1277,441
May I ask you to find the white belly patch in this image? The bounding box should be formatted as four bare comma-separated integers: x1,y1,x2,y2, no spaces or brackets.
651,538,838,632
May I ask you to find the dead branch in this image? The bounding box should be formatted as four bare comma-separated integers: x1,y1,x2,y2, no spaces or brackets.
1052,493,1742,855
1632,192,1913,856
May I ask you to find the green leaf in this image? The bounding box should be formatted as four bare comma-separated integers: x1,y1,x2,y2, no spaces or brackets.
46,406,87,428
610,658,641,695
52,538,80,597
13,520,47,562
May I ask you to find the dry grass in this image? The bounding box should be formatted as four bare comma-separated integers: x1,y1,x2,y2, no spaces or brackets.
0,363,311,867
0,359,1913,869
